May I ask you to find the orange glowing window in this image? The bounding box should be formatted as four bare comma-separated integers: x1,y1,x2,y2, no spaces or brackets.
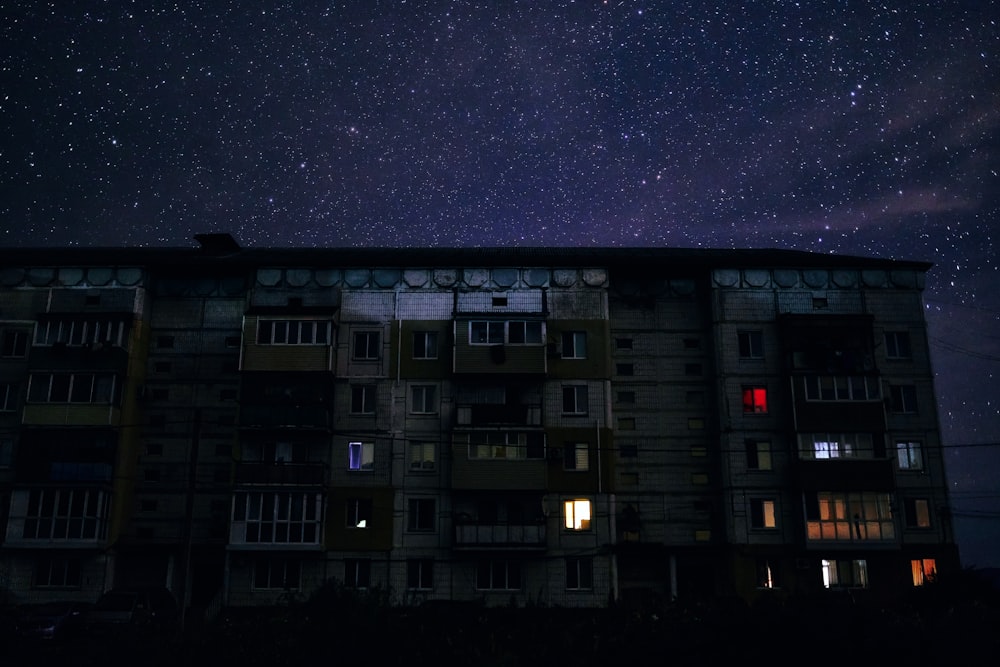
742,386,768,413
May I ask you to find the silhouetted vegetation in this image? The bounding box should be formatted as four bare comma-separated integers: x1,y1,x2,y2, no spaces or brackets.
5,568,999,667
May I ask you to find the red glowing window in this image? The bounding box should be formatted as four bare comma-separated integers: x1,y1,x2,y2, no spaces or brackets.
742,386,768,413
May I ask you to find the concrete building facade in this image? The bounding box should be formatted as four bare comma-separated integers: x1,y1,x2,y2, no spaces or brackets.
0,237,959,616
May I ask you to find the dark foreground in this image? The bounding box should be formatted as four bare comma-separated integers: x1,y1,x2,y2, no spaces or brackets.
4,573,999,667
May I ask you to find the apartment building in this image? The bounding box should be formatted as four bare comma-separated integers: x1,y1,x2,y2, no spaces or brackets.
0,237,959,614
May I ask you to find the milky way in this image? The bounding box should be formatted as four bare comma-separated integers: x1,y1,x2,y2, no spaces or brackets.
2,1,998,564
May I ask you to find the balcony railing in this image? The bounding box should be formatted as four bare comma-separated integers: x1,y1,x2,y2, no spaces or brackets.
453,522,547,549
234,462,327,486
456,404,542,426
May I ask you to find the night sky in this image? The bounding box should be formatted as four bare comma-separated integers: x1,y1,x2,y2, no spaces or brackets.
2,2,998,566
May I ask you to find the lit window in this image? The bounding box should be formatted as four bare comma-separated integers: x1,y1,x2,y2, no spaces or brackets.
821,559,868,588
562,385,588,415
253,558,300,590
911,558,937,586
750,499,777,529
742,386,768,413
409,441,436,470
566,557,594,590
564,442,590,471
905,498,931,528
896,441,923,470
738,330,764,359
746,440,772,470
348,441,374,471
561,331,587,359
756,559,778,589
352,331,380,360
413,331,438,359
407,559,433,590
410,384,437,414
564,499,592,530
346,498,373,528
806,492,895,541
799,432,874,460
351,385,376,415
885,331,912,359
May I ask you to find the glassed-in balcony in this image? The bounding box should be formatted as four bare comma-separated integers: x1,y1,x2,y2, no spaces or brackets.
453,521,547,550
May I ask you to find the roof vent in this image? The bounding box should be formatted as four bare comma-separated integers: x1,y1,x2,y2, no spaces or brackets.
194,233,241,253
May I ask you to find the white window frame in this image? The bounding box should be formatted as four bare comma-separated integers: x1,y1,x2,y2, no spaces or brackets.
822,559,868,589
346,497,372,529
413,331,438,359
352,330,381,360
233,491,322,545
407,498,436,532
896,440,924,470
885,331,912,359
562,385,589,415
566,557,594,590
475,559,522,591
409,441,436,471
348,441,374,471
561,331,587,359
564,442,590,471
746,440,772,470
804,375,881,401
253,558,301,591
257,319,329,345
737,330,764,359
798,433,874,460
410,384,437,414
350,384,376,415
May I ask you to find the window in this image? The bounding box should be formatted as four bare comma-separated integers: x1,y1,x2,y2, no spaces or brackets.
896,441,923,470
561,331,587,359
685,363,702,376
564,499,592,530
746,440,772,470
0,437,12,467
562,385,588,415
822,559,868,588
750,499,777,529
615,337,633,350
346,498,373,529
409,441,436,470
345,559,371,589
691,473,709,485
34,319,127,347
1,330,28,357
905,498,931,528
688,418,704,430
889,385,918,413
616,363,634,376
407,559,434,590
352,331,380,360
911,558,937,586
253,558,301,590
564,442,589,471
885,331,912,359
413,331,438,359
257,320,329,345
225,335,241,348
157,336,175,349
804,375,881,401
232,492,321,544
683,338,700,349
798,433,874,460
21,489,109,540
144,468,161,482
806,492,894,541
0,383,16,411
566,557,594,590
617,390,636,404
410,384,437,414
34,558,81,588
351,385,376,415
618,417,636,430
685,390,704,405
407,498,436,532
756,559,778,589
742,386,768,413
492,296,508,307
507,320,542,344
348,441,374,471
468,431,545,460
470,321,504,345
619,444,638,458
476,559,521,590
27,373,118,404
154,361,172,373
738,330,764,359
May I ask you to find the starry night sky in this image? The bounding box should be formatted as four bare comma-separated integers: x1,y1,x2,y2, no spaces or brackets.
2,1,998,566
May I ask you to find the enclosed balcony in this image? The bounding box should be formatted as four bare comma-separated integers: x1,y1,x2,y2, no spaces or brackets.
454,521,547,550
456,403,542,427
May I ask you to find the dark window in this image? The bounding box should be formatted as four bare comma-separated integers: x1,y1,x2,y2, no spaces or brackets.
407,559,434,589
889,385,918,413
561,331,587,359
685,363,702,376
476,560,522,590
617,390,636,404
566,557,594,590
254,558,300,590
1,330,28,357
351,385,376,414
683,338,700,349
0,383,16,411
619,444,638,458
562,385,588,414
750,499,777,528
352,331,380,360
157,336,175,349
35,558,81,588
346,498,373,528
345,559,371,589
154,361,172,373
746,440,772,470
905,498,931,528
738,331,764,359
413,331,438,359
564,442,589,470
616,363,634,376
407,498,436,532
885,331,912,359
615,338,633,350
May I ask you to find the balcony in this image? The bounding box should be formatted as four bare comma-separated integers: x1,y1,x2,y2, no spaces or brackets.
239,405,330,429
234,462,327,486
453,522,547,550
456,404,542,426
